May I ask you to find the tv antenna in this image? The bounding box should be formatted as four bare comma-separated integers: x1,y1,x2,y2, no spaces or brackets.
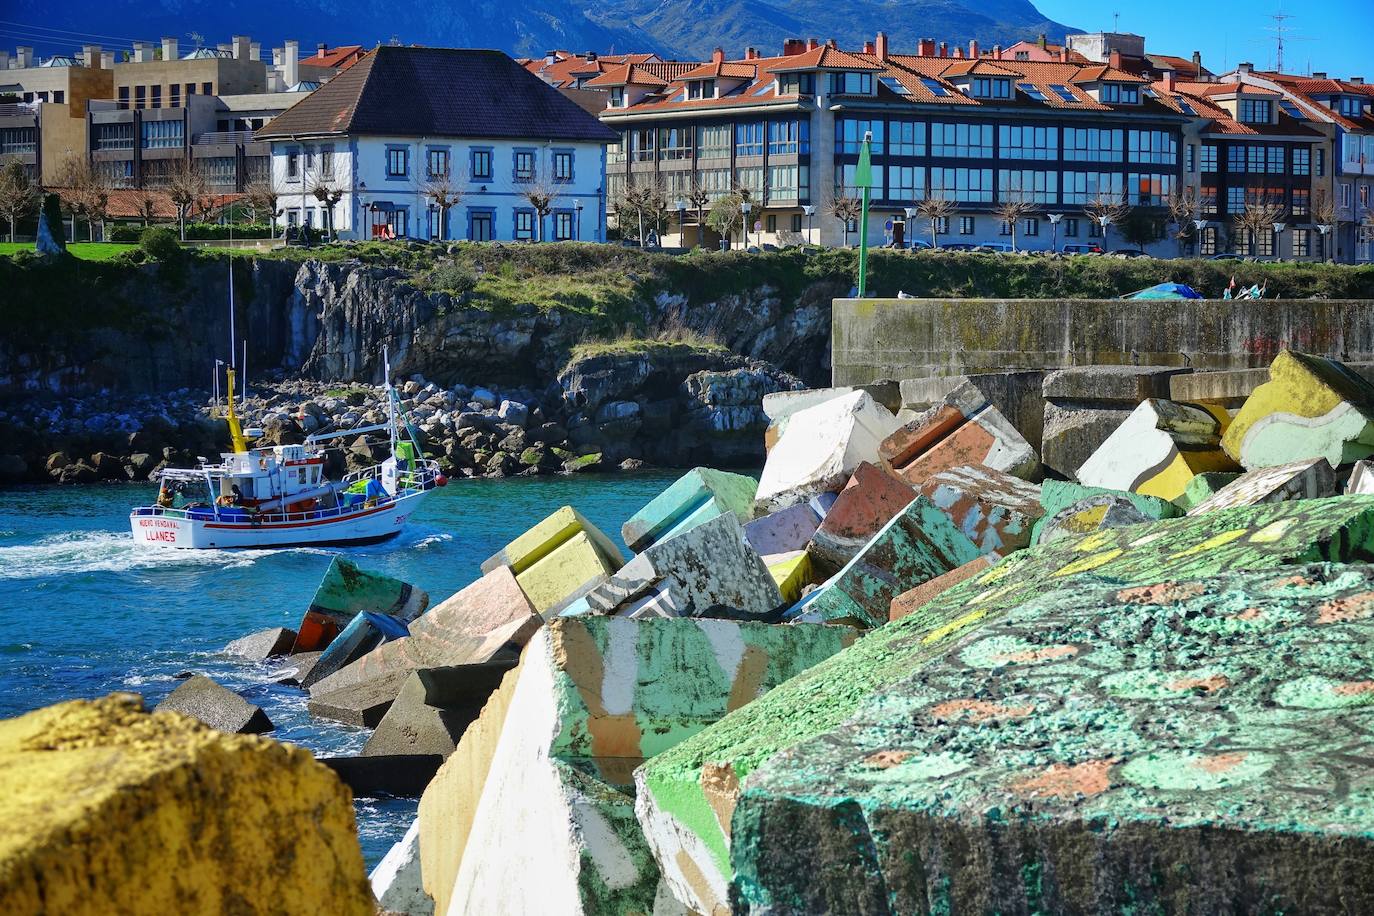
186,30,204,51
1112,12,1120,32
1255,11,1312,73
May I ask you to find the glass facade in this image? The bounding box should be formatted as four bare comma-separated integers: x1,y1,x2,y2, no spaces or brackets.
931,122,993,158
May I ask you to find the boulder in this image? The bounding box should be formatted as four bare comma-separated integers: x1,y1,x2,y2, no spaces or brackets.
1076,399,1238,502
1188,458,1337,515
808,461,916,573
881,381,1039,487
621,466,757,553
272,651,324,686
480,506,624,619
291,556,429,653
917,464,1044,556
126,452,158,480
90,453,125,481
153,675,273,735
362,667,500,758
370,820,434,916
471,387,499,409
0,454,27,482
223,627,297,662
0,694,371,915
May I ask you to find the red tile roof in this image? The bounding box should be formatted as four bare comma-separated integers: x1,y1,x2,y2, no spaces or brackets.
769,45,883,73
51,188,242,221
301,45,366,72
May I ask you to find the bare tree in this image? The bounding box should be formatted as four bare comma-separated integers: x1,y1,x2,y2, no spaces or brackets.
166,159,208,240
242,177,279,236
1312,189,1337,262
612,175,667,247
423,165,466,242
914,195,957,250
0,156,38,243
518,176,560,242
993,189,1040,253
1234,196,1286,257
83,169,113,241
824,183,861,247
310,177,344,240
1083,193,1131,249
136,190,160,227
1166,186,1201,256
684,176,710,247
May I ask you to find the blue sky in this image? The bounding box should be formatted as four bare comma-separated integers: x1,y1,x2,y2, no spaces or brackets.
1039,0,1371,78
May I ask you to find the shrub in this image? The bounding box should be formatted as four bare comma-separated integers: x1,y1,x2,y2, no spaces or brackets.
111,222,275,242
421,260,477,295
139,227,181,261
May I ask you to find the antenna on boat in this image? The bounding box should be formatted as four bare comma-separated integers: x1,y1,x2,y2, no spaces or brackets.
223,259,248,453
384,345,397,456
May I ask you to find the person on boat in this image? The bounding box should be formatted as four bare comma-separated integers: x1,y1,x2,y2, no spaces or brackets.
216,484,245,508
157,483,174,508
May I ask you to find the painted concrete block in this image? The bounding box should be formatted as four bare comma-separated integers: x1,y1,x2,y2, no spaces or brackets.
729,561,1374,913
882,381,1039,486
321,754,441,798
621,467,757,553
583,513,783,620
761,383,902,452
1042,364,1189,402
309,565,539,701
153,675,273,735
224,627,296,662
899,371,1047,452
1223,350,1374,470
809,461,916,573
363,670,483,758
301,611,408,689
635,496,1374,912
1035,493,1156,546
1176,471,1243,512
1188,458,1336,515
0,694,372,916
755,390,900,514
765,550,813,604
1041,402,1137,481
889,555,994,622
1076,398,1239,502
917,464,1043,556
1350,460,1374,495
793,496,982,629
291,556,429,653
370,819,434,916
482,506,626,618
744,502,822,557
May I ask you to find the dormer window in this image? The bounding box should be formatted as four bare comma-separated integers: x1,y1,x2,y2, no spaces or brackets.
1239,98,1273,123
829,72,873,95
687,79,716,100
1100,83,1140,104
971,77,1012,100
609,87,625,107
1338,96,1365,117
779,73,815,95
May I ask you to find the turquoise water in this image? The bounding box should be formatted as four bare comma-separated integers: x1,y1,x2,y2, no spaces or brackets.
0,472,680,867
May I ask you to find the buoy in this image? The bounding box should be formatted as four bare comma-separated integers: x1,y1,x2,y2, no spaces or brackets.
436,475,449,487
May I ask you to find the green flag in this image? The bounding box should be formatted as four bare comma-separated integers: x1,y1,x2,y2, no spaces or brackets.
854,133,875,189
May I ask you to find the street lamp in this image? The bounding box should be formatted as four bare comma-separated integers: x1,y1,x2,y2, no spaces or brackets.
575,199,584,241
802,204,815,246
1047,212,1063,253
740,200,752,250
1317,223,1334,262
1271,221,1286,261
1192,218,1208,257
1096,214,1114,248
903,206,918,249
675,197,688,247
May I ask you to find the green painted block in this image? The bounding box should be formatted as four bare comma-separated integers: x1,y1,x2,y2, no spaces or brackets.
621,467,758,553
1177,470,1243,512
1031,479,1181,545
292,556,428,653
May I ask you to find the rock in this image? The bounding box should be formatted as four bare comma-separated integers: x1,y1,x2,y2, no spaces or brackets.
481,507,624,619
1189,458,1337,515
58,461,98,484
881,380,1039,486
0,454,26,482
809,461,916,573
471,387,498,409
1177,471,1244,511
320,754,443,798
917,464,1044,556
0,694,371,915
562,451,602,473
1076,399,1239,502
497,399,529,427
292,556,429,653
272,651,324,686
621,466,758,553
153,675,273,735
126,452,158,480
619,457,645,471
1031,480,1181,546
44,450,71,477
1042,364,1190,403
223,627,297,662
370,820,435,916
1223,350,1374,470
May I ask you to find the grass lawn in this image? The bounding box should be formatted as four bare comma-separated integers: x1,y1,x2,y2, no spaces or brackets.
0,242,136,261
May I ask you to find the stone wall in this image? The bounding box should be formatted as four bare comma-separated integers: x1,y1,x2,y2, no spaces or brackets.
832,297,1374,386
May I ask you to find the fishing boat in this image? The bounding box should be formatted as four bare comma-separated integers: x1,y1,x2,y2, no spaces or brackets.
130,269,444,549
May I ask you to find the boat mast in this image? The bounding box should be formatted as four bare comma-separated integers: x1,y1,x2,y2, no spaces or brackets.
224,259,248,454
384,345,397,457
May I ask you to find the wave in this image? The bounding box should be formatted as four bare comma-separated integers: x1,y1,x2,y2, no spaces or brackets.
0,530,328,581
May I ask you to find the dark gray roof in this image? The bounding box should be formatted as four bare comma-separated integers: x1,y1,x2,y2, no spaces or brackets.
257,46,617,143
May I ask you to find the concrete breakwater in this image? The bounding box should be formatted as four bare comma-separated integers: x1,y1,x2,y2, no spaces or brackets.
6,346,1374,912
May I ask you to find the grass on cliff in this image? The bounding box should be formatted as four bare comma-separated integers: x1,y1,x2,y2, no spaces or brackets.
568,317,728,363
0,242,135,261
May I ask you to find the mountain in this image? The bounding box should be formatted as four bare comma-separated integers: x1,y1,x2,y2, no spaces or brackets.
11,0,1075,62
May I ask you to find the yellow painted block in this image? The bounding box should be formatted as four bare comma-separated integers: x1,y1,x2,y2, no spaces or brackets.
0,694,371,916
1136,448,1239,502
515,530,619,618
767,550,814,604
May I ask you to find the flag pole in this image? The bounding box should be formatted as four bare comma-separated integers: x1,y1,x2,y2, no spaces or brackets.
856,131,874,298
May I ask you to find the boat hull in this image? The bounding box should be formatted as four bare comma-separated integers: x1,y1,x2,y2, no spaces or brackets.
130,494,427,549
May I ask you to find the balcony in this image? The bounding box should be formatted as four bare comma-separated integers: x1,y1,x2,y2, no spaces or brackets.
195,130,257,145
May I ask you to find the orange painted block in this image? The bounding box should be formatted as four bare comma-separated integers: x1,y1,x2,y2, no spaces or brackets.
889,555,994,622
294,611,339,653
810,462,915,572
879,404,967,468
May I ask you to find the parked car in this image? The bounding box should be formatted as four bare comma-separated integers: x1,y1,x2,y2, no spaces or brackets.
973,242,1015,253
1061,243,1104,255
1207,252,1247,261
940,242,980,251
906,239,933,249
1110,249,1152,258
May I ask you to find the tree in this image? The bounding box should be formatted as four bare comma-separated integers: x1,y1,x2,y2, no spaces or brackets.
992,190,1040,253
824,183,861,247
241,177,279,235
1166,186,1200,256
914,195,957,250
1083,193,1131,249
1119,211,1165,253
612,175,667,247
136,191,160,227
55,153,92,239
705,191,745,248
310,177,345,240
0,156,38,243
166,159,208,240
423,166,466,242
1312,189,1337,262
684,176,710,247
518,177,560,242
1234,197,1286,257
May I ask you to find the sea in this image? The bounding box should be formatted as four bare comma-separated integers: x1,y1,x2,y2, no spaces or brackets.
0,471,680,869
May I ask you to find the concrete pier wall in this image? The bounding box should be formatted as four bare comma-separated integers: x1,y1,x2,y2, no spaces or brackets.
832,297,1374,386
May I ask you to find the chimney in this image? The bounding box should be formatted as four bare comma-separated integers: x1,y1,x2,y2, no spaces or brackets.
1038,33,1047,50
1191,50,1202,73
132,41,151,63
0,51,8,71
1109,49,1122,70
807,37,819,51
102,51,114,69
939,41,948,57
745,46,757,60
234,36,250,60
161,37,178,61
81,44,101,68
918,38,935,57
863,40,875,55
1162,70,1176,92
1312,71,1327,79
825,38,837,49
217,43,231,54
1238,61,1253,74
783,38,805,56
250,41,261,61
711,47,724,64
283,39,299,87
993,44,1002,60
586,51,597,61
969,39,979,58
1059,47,1070,63
954,47,964,59
544,50,557,66
876,31,888,61
318,42,328,55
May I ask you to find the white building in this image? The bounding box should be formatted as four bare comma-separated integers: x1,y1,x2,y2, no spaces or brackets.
256,46,618,242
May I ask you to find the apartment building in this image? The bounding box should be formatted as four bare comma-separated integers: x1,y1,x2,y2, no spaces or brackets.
256,46,618,242
597,35,1192,253
0,46,114,184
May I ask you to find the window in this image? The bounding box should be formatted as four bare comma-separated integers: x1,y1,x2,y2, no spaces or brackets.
887,120,924,157
134,85,146,109
1127,173,1174,205
554,211,575,241
1338,96,1365,117
999,125,1057,160
687,79,715,100
971,77,1011,99
93,122,133,150
1292,227,1310,257
878,76,909,96
202,156,236,186
630,128,655,162
1201,226,1218,255
286,210,299,228
286,149,300,180
608,134,626,164
1256,229,1275,257
1062,171,1122,204
117,86,130,109
1128,130,1177,165
1339,183,1352,208
0,127,32,156
930,122,993,158
1024,217,1040,236
1186,144,1196,174
550,150,572,182
513,149,536,182
767,164,807,200
1100,83,1140,104
514,209,535,241
885,165,924,202
779,73,815,95
471,148,493,181
829,72,873,95
958,216,975,235
735,122,764,157
768,119,809,155
921,77,950,97
1227,187,1246,214
791,214,803,232
1018,83,1047,102
151,85,161,108
698,168,731,199
169,84,180,107
765,214,777,232
427,148,449,178
319,148,334,179
736,166,764,198
1239,99,1273,123
140,119,183,149
836,119,883,155
930,167,993,202
1266,146,1285,173
386,146,408,178
997,169,1057,204
1089,220,1103,238
1292,187,1310,216
697,124,731,158
1200,144,1218,172
999,220,1012,236
609,87,624,108
1064,128,1122,162
94,159,134,186
1050,84,1079,103
1063,217,1079,237
202,81,213,95
185,83,195,96
1293,147,1311,176
1202,184,1218,215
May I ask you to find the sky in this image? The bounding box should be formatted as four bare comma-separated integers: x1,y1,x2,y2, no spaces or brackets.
1037,0,1371,79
